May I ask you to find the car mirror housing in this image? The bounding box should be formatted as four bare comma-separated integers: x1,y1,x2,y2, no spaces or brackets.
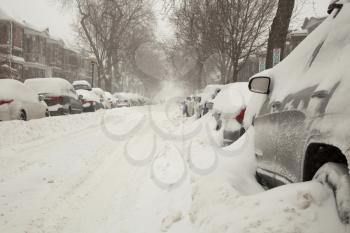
78,95,84,100
248,76,271,94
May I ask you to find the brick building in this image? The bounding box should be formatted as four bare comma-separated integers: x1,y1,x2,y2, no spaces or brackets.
0,7,94,84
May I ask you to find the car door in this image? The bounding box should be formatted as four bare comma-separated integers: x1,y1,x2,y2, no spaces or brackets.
254,97,280,186
69,88,82,113
270,86,317,183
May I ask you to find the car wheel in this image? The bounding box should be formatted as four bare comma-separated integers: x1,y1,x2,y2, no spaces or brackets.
313,162,350,224
18,110,27,121
69,106,72,114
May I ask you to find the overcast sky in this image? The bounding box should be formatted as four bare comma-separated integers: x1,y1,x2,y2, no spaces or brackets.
0,0,331,46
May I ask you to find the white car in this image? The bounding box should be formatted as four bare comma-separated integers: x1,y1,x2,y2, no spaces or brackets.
76,89,101,112
212,82,251,146
25,78,83,116
0,79,48,121
92,88,111,109
104,91,118,108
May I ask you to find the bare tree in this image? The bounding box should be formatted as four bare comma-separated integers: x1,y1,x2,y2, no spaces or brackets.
169,0,276,86
59,0,154,92
266,0,295,69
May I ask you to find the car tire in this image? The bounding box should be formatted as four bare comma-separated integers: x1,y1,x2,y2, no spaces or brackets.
18,110,27,121
69,106,72,114
313,162,350,224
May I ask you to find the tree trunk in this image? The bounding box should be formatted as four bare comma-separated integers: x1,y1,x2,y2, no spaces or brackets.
266,0,295,69
230,59,239,84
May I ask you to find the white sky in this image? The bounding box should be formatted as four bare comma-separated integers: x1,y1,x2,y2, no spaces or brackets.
0,0,331,45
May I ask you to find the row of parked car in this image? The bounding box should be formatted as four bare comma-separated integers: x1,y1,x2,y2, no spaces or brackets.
183,82,250,146
183,3,350,224
0,77,150,121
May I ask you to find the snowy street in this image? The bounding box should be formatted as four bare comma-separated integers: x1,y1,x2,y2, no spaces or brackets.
0,105,347,233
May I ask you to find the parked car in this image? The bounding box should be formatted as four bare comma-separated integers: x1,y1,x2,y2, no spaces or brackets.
212,82,251,146
76,89,101,112
104,91,117,108
92,88,110,109
197,85,223,118
73,80,92,91
0,79,48,121
246,4,350,224
25,78,83,116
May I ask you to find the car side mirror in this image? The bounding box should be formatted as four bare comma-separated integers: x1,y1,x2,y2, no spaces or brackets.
248,76,271,94
38,95,44,101
78,95,83,100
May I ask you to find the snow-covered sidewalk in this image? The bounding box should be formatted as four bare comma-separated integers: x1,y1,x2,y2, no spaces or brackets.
0,105,348,233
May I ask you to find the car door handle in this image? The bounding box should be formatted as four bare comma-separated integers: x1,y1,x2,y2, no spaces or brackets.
311,90,329,99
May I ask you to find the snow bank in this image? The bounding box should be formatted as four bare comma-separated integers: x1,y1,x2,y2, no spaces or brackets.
0,108,131,151
0,104,347,233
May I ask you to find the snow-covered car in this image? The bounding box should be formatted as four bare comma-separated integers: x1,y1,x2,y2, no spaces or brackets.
25,78,83,116
92,88,110,109
104,91,117,108
197,85,223,118
76,89,101,112
73,80,92,91
212,82,251,146
116,99,130,108
0,79,48,121
247,4,350,224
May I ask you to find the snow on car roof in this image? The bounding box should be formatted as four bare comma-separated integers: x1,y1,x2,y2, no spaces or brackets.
0,79,37,102
24,78,74,96
213,82,251,114
73,80,91,87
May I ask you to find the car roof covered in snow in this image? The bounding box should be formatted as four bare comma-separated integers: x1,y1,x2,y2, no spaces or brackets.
73,80,91,87
0,79,37,102
24,78,75,97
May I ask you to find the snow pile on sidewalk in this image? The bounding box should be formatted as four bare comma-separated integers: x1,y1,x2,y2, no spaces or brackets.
0,108,131,151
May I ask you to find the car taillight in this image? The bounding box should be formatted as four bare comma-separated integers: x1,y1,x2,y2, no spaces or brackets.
48,96,64,103
0,99,14,105
235,108,246,124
